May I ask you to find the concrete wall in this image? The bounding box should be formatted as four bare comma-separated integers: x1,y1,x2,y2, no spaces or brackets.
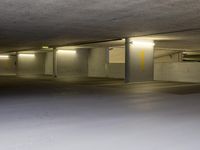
88,48,107,77
109,47,125,63
0,56,16,75
107,63,125,79
45,52,53,75
18,53,45,75
155,53,182,63
57,49,88,77
44,48,124,78
106,60,200,82
88,47,125,79
43,48,124,79
154,62,200,83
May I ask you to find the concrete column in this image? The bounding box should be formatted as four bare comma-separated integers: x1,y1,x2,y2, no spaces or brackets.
125,38,131,82
53,48,58,78
105,48,110,77
178,52,183,62
15,52,18,76
125,38,154,82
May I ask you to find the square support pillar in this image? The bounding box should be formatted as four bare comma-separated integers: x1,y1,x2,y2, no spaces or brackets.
125,38,154,82
53,48,58,78
15,52,19,76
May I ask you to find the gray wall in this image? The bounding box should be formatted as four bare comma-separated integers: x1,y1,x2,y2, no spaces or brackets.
0,56,16,75
106,61,200,82
57,49,88,77
88,48,107,77
18,53,45,75
88,47,125,79
107,63,125,79
44,48,124,78
45,52,53,75
154,62,200,83
154,53,182,63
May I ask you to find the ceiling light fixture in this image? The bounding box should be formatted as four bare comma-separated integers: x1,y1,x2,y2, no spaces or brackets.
0,55,9,59
57,50,77,54
18,54,35,58
42,46,49,49
131,40,155,47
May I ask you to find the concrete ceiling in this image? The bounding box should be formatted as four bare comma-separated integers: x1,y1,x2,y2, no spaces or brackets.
1,0,200,52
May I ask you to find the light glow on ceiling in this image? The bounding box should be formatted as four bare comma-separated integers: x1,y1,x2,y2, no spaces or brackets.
0,55,10,59
42,46,49,49
18,54,35,58
57,50,77,55
131,40,155,47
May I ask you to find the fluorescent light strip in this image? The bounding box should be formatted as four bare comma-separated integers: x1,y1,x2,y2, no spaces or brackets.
57,50,77,54
42,46,49,49
0,55,9,59
18,54,35,57
131,41,155,47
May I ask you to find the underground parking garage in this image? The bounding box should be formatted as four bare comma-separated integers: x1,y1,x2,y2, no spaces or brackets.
1,40,200,82
1,0,200,150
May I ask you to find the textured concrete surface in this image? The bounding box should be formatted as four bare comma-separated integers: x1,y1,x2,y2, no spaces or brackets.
154,62,200,83
17,53,46,75
107,63,125,79
45,52,53,75
1,0,200,51
88,48,107,77
57,49,88,77
0,56,16,75
0,76,200,150
125,38,154,82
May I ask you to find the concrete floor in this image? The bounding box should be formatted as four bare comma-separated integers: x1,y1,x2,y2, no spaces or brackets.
0,76,200,150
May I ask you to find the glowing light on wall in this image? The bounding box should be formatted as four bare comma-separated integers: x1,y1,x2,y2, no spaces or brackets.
57,50,77,55
18,54,35,58
131,40,155,47
0,55,9,59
